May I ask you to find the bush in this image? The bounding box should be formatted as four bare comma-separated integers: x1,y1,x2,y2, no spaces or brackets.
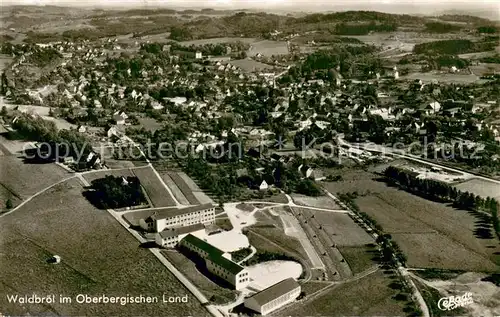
424,22,461,33
84,176,147,209
477,26,498,34
243,251,299,266
230,247,252,263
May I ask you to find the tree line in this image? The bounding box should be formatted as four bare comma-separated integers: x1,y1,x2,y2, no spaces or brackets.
337,192,407,266
11,114,91,161
384,166,500,238
84,176,147,209
413,39,496,55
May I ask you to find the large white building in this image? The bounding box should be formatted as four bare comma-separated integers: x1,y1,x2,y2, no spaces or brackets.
244,278,301,315
180,234,250,290
139,204,215,233
154,223,205,248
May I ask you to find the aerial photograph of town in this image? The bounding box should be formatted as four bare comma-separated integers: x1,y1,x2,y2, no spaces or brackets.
0,0,499,316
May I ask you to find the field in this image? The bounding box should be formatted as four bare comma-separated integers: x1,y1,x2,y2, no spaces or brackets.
167,172,199,205
401,71,487,84
178,172,214,204
454,178,500,200
291,194,341,209
229,58,274,72
0,178,208,316
324,169,500,271
245,229,308,268
247,40,289,57
177,37,256,46
300,210,373,247
132,166,176,207
0,183,21,211
279,270,407,316
337,245,378,275
0,134,37,155
413,272,500,317
0,156,70,200
160,172,190,205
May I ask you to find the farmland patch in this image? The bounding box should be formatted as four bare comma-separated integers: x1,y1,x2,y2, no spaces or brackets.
279,270,406,316
132,166,176,207
454,178,500,200
0,156,70,199
0,178,208,316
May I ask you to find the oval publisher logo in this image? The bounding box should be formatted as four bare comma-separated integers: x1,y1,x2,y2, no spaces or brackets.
438,292,474,311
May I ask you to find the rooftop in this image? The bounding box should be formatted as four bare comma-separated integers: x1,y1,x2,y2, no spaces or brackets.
182,234,224,257
158,223,205,239
247,278,300,306
123,204,215,225
207,253,245,275
182,234,245,275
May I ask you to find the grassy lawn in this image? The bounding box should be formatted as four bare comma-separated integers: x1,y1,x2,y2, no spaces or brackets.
215,217,234,231
0,156,70,199
338,245,378,275
412,268,466,281
326,169,500,271
279,271,407,316
162,250,238,305
0,178,208,316
300,281,331,297
248,226,308,262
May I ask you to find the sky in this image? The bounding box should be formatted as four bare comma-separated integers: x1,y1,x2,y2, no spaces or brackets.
2,0,499,13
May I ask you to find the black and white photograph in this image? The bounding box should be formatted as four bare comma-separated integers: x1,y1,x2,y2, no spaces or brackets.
0,0,499,316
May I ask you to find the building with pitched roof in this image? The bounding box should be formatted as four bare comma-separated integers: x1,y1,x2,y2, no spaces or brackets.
154,223,205,248
179,234,250,290
139,204,215,233
244,278,301,315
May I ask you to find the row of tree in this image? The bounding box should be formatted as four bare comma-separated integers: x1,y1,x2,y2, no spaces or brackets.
337,192,407,266
84,176,147,209
384,166,499,237
11,114,90,160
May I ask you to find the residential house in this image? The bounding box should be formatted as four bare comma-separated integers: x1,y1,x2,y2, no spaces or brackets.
77,125,86,133
426,101,441,115
113,113,126,125
259,180,269,191
298,164,315,179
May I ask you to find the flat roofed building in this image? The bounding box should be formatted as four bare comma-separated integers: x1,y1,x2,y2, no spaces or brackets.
180,234,250,290
244,278,301,315
139,204,215,232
